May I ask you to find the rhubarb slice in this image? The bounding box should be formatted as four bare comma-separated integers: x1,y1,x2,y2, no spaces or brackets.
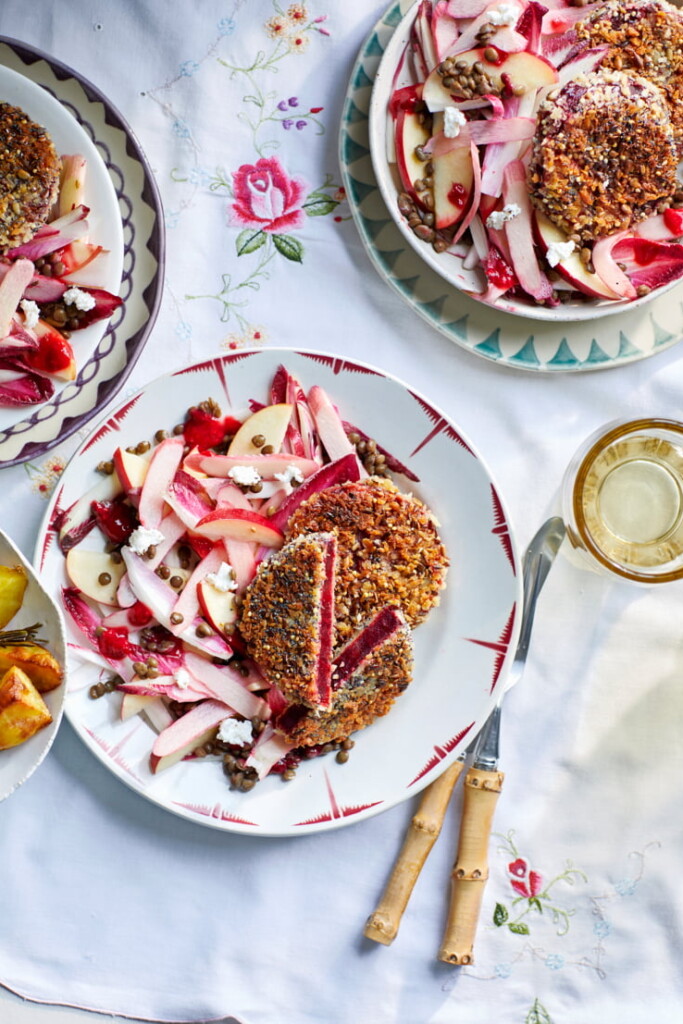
275,607,414,747
239,532,337,708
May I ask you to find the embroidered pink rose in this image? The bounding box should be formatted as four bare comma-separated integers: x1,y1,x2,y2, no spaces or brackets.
508,857,543,899
232,158,306,233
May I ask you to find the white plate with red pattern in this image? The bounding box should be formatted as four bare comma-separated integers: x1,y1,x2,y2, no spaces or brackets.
35,348,521,836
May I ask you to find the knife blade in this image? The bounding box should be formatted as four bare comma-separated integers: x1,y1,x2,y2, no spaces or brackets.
437,515,566,964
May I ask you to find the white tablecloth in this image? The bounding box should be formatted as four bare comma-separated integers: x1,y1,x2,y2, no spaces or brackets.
2,2,683,1022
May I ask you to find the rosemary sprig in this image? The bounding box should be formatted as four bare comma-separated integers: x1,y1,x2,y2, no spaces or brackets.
0,623,46,647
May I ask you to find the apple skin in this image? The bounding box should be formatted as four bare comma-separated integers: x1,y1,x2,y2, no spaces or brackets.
112,447,150,499
533,211,619,300
65,549,126,605
149,699,230,773
138,437,184,529
431,144,474,230
395,107,432,208
227,403,293,457
58,473,122,552
195,508,285,548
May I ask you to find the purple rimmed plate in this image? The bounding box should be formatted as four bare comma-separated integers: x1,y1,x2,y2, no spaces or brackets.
35,348,521,837
0,37,164,469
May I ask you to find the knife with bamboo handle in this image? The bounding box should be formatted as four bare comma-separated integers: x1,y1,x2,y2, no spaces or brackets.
437,515,566,964
364,516,565,949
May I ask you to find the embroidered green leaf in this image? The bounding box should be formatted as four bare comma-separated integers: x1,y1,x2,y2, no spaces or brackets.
303,197,338,217
493,903,509,927
530,897,543,913
508,921,530,935
236,229,267,257
526,998,554,1024
273,233,304,263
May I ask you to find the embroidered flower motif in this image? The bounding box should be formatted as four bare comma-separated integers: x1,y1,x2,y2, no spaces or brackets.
508,857,543,899
287,4,308,22
494,962,512,979
175,321,192,341
593,919,612,938
288,33,310,53
217,16,236,35
27,454,65,498
172,119,190,139
231,157,306,233
180,60,199,77
333,186,346,202
545,954,565,971
265,15,288,38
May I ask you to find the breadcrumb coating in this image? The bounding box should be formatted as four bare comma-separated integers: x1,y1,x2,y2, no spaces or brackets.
0,102,60,251
528,70,677,242
285,477,449,647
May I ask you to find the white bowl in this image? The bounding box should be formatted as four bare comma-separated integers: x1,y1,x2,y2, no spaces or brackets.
0,528,66,801
368,1,681,323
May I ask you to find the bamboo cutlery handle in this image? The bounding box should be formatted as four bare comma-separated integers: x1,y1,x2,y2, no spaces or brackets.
437,766,504,965
364,759,466,945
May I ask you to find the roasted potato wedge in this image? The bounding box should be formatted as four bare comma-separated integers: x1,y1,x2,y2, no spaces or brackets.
0,564,28,629
0,666,53,749
0,643,63,693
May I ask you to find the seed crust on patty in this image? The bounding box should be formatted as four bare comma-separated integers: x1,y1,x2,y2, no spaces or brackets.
0,102,61,252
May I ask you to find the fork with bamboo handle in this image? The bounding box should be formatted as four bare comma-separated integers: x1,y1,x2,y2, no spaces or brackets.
364,517,565,955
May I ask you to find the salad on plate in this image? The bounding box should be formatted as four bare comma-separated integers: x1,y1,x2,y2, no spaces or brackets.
384,0,683,310
57,364,449,792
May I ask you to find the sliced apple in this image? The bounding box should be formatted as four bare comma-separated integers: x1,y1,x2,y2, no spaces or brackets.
534,211,619,300
197,579,238,635
184,652,266,719
138,437,184,529
308,386,363,466
431,143,475,229
422,47,558,112
121,692,158,721
149,698,229,772
65,549,126,605
112,447,150,499
194,508,284,548
193,452,319,480
395,107,432,207
227,403,293,457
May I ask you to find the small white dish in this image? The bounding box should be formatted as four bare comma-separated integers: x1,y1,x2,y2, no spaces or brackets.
368,0,683,323
0,527,66,802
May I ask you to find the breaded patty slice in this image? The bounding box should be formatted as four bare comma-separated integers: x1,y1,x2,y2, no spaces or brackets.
285,477,448,648
276,607,413,747
240,532,336,708
0,102,61,252
528,70,677,242
576,0,683,152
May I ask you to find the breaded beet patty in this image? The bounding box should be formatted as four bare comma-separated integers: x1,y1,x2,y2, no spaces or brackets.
576,0,683,153
528,70,677,242
0,101,61,252
285,477,449,647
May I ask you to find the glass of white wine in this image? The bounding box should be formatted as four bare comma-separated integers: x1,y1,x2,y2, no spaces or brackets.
562,418,683,584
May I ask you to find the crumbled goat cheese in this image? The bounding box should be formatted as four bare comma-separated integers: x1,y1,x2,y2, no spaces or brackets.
20,299,39,329
128,525,165,555
205,562,237,593
63,286,96,312
227,465,261,486
488,2,519,26
444,106,467,138
273,464,305,486
486,204,521,229
174,669,192,690
217,717,253,746
546,240,576,267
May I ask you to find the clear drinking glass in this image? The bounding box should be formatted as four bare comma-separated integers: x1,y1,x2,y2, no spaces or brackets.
562,418,683,584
